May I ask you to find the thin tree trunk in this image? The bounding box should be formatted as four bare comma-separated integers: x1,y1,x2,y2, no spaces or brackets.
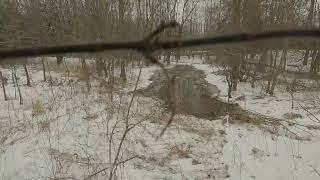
109,59,114,102
313,50,320,73
166,53,171,65
11,68,17,99
266,51,274,94
291,94,294,109
23,64,31,87
303,50,309,65
96,58,103,76
0,71,8,101
316,51,320,72
227,80,232,100
231,53,241,91
81,58,91,91
13,67,23,104
269,49,287,95
310,50,318,73
103,59,108,78
304,0,315,66
258,50,268,73
120,59,127,81
41,58,46,81
230,0,242,91
57,56,63,64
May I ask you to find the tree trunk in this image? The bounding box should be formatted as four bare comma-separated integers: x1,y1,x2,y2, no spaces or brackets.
228,82,232,100
231,63,240,91
166,53,171,65
226,72,233,101
303,0,315,66
316,51,320,73
102,59,108,78
57,56,63,65
41,58,46,81
310,50,318,73
81,58,91,91
96,58,103,76
0,71,8,101
109,59,115,102
269,49,287,95
291,94,294,109
120,59,127,81
13,67,23,104
303,50,309,65
230,0,242,91
266,51,274,94
258,50,268,73
11,68,17,99
23,64,31,87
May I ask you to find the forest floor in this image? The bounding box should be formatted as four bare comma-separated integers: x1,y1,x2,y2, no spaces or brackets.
0,56,320,180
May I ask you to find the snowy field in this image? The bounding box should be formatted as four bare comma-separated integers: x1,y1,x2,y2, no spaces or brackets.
0,56,320,180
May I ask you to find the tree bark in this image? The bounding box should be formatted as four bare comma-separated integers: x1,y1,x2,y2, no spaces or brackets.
0,70,8,101
13,67,23,104
303,50,310,65
23,64,31,87
102,59,108,78
269,50,287,95
310,50,318,73
304,0,315,66
81,58,91,91
120,59,127,81
166,52,171,65
109,59,115,102
96,57,103,76
230,0,242,91
41,58,46,81
56,55,63,64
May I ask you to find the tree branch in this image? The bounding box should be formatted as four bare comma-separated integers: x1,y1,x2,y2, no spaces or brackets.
1,29,320,60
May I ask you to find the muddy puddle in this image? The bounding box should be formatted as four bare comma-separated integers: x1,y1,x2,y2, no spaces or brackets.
137,65,312,141
139,65,242,120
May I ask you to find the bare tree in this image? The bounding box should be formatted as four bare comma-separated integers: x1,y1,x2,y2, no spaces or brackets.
23,64,31,87
12,66,23,104
303,0,316,65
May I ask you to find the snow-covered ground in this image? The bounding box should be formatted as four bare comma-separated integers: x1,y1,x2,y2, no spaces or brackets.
179,56,320,180
0,56,320,180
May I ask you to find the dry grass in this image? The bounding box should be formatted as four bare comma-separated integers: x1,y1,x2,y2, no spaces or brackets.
166,144,192,160
32,100,45,117
77,70,89,81
138,154,166,167
37,120,50,133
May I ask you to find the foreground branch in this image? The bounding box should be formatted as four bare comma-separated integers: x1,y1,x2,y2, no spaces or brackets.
1,29,320,60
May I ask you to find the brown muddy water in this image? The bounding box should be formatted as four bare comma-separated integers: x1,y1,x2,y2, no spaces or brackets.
138,65,310,141
139,65,241,120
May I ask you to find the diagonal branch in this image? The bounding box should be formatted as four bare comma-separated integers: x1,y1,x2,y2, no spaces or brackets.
143,20,179,42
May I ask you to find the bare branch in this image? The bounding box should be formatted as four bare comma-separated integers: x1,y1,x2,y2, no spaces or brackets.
144,20,179,42
310,165,320,177
83,156,136,180
1,29,320,61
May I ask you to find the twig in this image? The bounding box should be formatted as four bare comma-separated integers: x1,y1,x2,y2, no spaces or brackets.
107,66,142,180
83,156,136,180
295,100,320,123
310,165,320,177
